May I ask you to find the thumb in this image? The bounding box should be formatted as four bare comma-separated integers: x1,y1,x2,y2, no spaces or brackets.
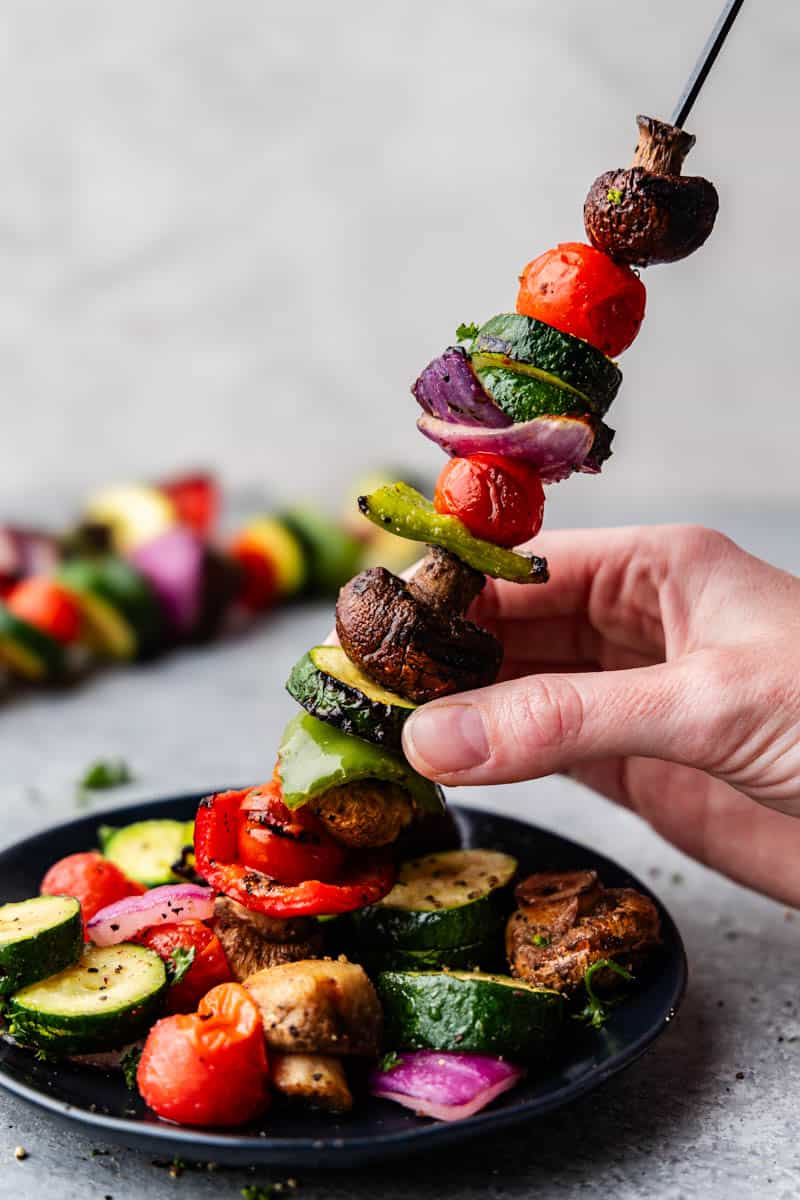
401,663,703,786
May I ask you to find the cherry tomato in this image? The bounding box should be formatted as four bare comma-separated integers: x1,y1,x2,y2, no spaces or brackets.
238,780,345,885
159,473,219,537
516,242,646,357
138,920,232,1013
434,454,545,547
7,578,83,644
229,535,279,612
137,982,269,1126
41,851,145,927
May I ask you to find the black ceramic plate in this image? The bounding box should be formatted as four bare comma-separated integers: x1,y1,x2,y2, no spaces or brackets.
0,794,686,1168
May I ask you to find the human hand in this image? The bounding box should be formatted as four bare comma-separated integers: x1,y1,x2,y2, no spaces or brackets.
401,526,800,907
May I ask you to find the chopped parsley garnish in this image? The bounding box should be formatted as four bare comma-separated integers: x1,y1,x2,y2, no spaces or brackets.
166,946,196,988
80,759,133,790
377,1050,403,1073
572,958,633,1030
532,933,551,947
606,187,623,205
120,1045,142,1091
456,322,480,342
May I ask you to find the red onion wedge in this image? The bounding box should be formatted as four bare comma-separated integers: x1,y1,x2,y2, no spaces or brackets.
417,411,612,482
128,528,205,637
86,884,215,947
413,348,511,428
368,1051,525,1122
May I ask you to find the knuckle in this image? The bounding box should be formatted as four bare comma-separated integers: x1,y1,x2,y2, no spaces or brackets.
674,524,735,567
501,675,586,760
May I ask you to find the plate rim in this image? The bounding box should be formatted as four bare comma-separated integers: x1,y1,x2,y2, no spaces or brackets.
0,791,687,1166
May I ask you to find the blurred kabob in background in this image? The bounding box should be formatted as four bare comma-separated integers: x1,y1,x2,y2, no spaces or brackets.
0,465,423,698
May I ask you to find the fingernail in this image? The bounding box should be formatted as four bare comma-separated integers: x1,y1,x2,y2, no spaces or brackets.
403,704,490,775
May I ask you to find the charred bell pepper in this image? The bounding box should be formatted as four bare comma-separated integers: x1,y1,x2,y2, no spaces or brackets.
194,787,395,917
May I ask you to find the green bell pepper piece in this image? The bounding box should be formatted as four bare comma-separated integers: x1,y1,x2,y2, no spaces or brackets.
356,483,548,584
277,711,444,814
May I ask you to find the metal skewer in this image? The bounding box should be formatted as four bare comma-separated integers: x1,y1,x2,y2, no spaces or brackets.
670,0,746,128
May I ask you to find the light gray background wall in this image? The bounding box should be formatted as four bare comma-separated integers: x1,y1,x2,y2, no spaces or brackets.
0,0,796,527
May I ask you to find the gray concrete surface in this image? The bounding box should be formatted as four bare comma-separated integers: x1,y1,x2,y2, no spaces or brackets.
0,505,798,1199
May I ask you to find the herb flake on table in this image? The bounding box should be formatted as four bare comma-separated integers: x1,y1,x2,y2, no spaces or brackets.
76,758,134,807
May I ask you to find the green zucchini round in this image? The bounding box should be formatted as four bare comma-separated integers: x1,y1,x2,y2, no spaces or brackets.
354,939,502,976
0,896,82,995
343,849,516,951
286,645,415,751
102,819,194,888
475,312,621,414
7,943,167,1057
0,604,66,682
58,557,164,660
377,970,565,1059
472,356,593,424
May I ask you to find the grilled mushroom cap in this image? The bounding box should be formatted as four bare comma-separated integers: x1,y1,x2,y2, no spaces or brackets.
335,548,502,704
506,876,661,994
583,115,719,267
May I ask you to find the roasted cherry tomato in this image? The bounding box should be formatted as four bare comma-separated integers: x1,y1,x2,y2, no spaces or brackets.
159,472,219,537
137,982,269,1126
238,780,345,886
195,787,395,917
229,535,279,612
41,851,145,926
138,920,232,1013
434,454,545,547
7,578,83,644
516,241,646,357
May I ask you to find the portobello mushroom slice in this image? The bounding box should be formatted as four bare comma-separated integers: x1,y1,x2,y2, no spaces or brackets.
506,873,660,994
584,114,719,267
243,958,382,1056
335,548,502,704
271,1052,353,1113
213,895,323,981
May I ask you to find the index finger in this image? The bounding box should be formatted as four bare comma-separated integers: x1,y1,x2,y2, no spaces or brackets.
468,524,669,624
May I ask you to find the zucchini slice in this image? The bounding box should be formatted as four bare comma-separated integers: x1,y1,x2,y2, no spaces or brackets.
354,940,501,976
58,557,163,660
0,897,82,996
0,604,66,682
7,943,167,1057
377,970,564,1059
101,819,195,888
286,645,415,751
475,313,621,414
472,355,594,424
343,849,517,951
281,509,362,596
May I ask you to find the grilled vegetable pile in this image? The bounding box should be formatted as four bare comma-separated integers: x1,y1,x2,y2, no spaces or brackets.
0,469,417,698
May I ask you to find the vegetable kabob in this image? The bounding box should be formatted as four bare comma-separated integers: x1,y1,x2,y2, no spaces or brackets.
0,113,712,1127
176,113,712,1114
0,470,411,692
